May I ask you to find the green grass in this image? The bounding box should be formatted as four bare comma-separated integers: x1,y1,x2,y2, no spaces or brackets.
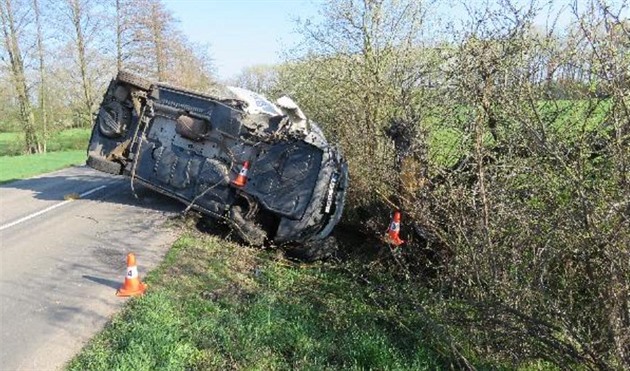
0,131,24,156
46,128,92,153
0,150,86,183
424,99,612,168
0,128,91,156
67,233,446,370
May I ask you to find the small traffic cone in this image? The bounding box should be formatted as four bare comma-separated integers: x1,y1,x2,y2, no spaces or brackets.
232,161,250,187
386,210,405,246
116,253,147,297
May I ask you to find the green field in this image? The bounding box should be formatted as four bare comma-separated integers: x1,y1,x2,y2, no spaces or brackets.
426,99,612,167
0,150,86,183
67,232,447,370
0,128,91,156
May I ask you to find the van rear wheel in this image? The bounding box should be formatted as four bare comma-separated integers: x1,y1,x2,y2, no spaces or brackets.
285,236,338,262
86,154,122,175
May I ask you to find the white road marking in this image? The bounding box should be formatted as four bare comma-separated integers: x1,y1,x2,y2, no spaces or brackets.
0,185,107,231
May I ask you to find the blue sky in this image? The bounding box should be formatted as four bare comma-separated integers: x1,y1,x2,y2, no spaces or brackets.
163,0,321,81
162,0,628,81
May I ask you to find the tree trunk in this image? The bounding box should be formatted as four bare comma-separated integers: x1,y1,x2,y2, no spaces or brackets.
149,1,165,81
0,0,40,154
33,0,47,152
69,0,93,127
116,0,122,72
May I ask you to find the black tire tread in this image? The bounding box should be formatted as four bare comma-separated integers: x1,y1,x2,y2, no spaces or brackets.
285,236,338,262
86,154,122,175
229,206,267,245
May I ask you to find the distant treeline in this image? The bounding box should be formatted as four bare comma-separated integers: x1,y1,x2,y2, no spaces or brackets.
0,0,214,153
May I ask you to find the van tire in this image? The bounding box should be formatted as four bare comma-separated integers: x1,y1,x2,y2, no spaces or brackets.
86,154,122,175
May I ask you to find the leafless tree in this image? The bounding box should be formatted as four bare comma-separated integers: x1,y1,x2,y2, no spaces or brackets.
0,0,40,153
232,64,279,95
124,0,173,81
115,0,124,72
66,0,94,126
114,0,213,90
0,0,215,149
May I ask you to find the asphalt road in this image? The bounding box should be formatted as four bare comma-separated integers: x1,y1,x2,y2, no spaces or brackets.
0,166,183,370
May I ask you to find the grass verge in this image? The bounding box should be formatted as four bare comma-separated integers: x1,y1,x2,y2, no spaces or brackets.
0,128,91,156
67,231,447,370
0,150,86,184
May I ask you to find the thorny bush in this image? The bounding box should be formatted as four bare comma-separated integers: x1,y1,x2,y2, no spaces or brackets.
260,0,630,368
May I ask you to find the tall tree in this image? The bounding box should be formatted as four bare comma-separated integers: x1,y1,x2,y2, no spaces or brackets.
148,0,166,80
119,0,213,89
67,0,94,126
165,40,214,91
33,0,47,151
114,0,135,72
127,0,174,81
0,0,40,153
233,64,278,95
115,0,122,71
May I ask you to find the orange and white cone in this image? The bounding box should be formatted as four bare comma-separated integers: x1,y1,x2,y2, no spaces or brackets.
116,253,147,297
386,210,404,246
232,161,250,187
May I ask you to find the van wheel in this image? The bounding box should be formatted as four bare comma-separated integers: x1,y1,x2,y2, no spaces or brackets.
86,154,122,175
229,206,267,246
285,236,338,262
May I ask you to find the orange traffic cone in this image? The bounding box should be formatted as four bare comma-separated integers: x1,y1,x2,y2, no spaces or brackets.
232,161,250,187
386,210,404,246
116,253,147,297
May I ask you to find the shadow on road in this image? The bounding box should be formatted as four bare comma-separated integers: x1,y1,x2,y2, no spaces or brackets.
0,165,184,215
83,275,121,290
0,178,18,185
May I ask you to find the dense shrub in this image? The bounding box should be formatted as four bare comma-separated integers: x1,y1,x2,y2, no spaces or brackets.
263,0,629,368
